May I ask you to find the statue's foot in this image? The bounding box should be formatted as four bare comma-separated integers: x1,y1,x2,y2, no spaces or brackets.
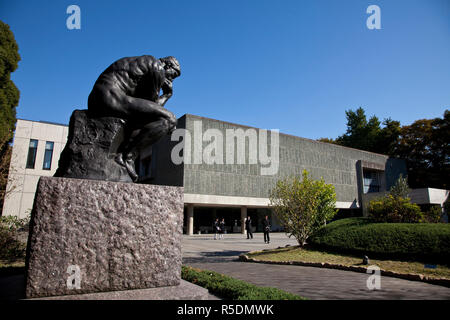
114,154,126,167
124,158,139,182
115,153,138,182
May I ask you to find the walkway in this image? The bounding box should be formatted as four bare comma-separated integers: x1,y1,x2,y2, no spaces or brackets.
182,233,450,300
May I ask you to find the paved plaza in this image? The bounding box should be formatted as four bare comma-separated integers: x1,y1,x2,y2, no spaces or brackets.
182,232,450,300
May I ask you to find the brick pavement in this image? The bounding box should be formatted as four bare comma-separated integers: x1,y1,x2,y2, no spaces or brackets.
182,233,450,300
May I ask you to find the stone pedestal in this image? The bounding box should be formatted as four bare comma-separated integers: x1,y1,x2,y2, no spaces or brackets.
25,177,184,299
30,280,214,300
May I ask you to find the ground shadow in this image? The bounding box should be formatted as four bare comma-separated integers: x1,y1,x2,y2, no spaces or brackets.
182,250,247,264
0,274,25,300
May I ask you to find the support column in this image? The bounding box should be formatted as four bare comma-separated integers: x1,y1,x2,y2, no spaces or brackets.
241,206,247,235
440,202,448,223
187,204,194,235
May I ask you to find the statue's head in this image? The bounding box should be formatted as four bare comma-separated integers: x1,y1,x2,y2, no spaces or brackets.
160,56,181,80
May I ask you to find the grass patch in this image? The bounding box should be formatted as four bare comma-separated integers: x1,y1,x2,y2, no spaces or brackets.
309,217,450,263
248,246,450,279
181,265,306,300
0,258,25,276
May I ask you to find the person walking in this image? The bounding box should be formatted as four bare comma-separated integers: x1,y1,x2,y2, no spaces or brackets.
245,216,253,239
262,215,271,244
213,218,220,240
219,218,225,240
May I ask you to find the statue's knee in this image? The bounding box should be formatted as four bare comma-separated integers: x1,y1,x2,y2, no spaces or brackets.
168,115,177,128
162,117,176,132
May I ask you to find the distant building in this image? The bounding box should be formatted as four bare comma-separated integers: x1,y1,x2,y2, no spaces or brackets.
142,114,410,234
2,119,68,218
3,115,447,232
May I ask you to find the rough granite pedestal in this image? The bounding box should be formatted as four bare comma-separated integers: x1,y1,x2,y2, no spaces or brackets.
25,176,193,299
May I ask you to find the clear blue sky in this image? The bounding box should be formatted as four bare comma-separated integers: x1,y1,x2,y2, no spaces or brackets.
1,0,449,140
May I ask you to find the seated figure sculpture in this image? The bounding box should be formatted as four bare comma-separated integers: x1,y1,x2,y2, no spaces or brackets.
88,55,181,181
55,55,180,182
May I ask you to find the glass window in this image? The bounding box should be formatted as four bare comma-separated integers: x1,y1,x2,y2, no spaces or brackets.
42,141,54,170
363,170,380,193
139,155,152,179
26,139,38,169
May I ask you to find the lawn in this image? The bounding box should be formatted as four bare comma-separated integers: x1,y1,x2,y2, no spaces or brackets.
247,246,450,280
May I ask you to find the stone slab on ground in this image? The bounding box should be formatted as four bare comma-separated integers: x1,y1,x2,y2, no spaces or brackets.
29,279,215,300
26,177,184,299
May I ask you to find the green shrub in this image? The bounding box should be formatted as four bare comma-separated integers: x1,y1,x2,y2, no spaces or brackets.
368,174,427,223
269,170,337,246
0,215,29,261
389,174,409,199
0,215,29,231
309,217,450,264
368,195,423,223
423,205,442,223
181,266,305,300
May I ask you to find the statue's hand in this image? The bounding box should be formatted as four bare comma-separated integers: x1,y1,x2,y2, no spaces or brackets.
157,79,173,106
162,79,173,95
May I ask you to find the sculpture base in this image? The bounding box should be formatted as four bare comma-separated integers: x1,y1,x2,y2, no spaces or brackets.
25,177,184,299
29,280,214,300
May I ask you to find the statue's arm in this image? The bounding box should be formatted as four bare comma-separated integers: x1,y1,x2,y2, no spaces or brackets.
156,79,173,107
122,95,174,121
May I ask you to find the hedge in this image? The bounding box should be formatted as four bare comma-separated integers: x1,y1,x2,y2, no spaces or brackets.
309,217,450,264
181,266,306,300
0,216,29,261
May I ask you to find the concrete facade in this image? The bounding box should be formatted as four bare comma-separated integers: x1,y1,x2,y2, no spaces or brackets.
147,114,409,234
4,115,414,233
2,119,68,218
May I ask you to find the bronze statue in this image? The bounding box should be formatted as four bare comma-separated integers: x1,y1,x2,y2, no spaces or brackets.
55,55,181,182
88,55,181,180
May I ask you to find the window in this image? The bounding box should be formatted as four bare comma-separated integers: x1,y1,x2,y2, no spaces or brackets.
139,155,152,179
363,170,380,193
26,139,38,169
42,141,54,170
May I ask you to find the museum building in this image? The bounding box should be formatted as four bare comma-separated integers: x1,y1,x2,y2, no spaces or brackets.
5,114,446,234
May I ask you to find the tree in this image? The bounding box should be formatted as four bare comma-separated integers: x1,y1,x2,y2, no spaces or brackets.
269,170,337,246
0,21,20,151
331,107,402,155
395,110,449,189
317,137,336,144
318,107,448,189
388,174,409,199
0,21,21,215
335,107,381,152
319,107,401,155
376,118,401,155
0,146,12,214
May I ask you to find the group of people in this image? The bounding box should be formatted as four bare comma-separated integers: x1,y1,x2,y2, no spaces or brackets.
213,218,226,240
213,215,271,243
